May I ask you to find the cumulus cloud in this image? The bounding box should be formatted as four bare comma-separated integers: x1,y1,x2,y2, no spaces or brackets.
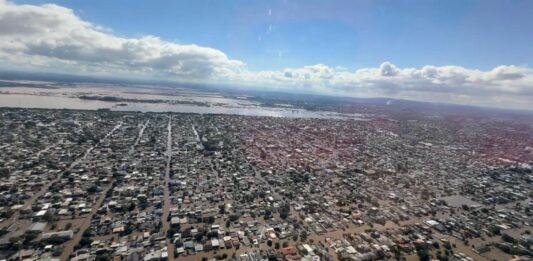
379,62,399,77
0,0,243,79
227,62,533,108
0,0,532,109
235,63,533,94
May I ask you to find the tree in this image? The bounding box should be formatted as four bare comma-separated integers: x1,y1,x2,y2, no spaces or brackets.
501,233,516,244
280,208,289,220
264,209,272,220
496,243,511,253
207,230,219,238
205,216,215,224
82,228,92,237
87,185,99,194
0,210,14,218
23,231,40,246
127,202,136,211
42,212,58,222
416,248,430,261
300,231,308,242
52,246,63,257
489,226,501,235
96,253,112,261
78,237,93,248
168,226,180,238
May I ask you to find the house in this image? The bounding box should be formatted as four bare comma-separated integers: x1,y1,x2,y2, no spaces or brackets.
28,222,47,232
42,230,74,240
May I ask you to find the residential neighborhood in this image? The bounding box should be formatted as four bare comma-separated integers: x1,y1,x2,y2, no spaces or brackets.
0,108,531,261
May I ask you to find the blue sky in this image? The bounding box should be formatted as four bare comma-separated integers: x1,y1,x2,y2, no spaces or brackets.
1,0,532,109
14,0,533,71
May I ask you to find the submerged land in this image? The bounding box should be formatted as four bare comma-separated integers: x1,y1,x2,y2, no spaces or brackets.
0,78,532,261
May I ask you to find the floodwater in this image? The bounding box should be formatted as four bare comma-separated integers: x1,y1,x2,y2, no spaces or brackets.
439,195,482,208
0,89,367,120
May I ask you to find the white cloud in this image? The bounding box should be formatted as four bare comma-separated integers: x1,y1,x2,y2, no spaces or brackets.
0,0,243,79
379,62,399,77
0,0,532,109
226,62,533,109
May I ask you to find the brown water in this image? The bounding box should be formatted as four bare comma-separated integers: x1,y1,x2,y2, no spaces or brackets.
0,87,367,120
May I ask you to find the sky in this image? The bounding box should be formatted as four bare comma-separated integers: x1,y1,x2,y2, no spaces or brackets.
0,0,532,110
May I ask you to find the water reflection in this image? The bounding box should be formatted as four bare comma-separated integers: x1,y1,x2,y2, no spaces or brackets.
0,93,366,120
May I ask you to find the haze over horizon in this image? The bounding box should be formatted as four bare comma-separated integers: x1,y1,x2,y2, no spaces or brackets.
0,0,532,110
